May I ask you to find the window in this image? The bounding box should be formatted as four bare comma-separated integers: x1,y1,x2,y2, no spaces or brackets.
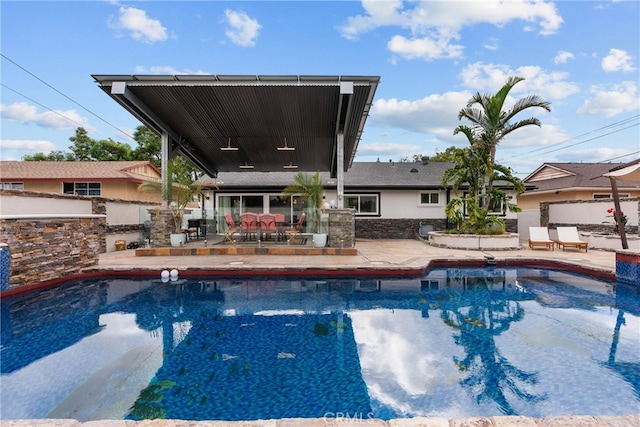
420,192,439,205
462,192,506,216
344,193,379,216
1,182,24,190
593,193,630,199
63,182,101,196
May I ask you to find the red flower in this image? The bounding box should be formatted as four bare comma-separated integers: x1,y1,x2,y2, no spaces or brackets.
607,208,614,214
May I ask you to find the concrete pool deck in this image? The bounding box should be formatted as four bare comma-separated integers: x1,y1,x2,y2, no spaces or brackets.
91,238,619,278
8,239,639,427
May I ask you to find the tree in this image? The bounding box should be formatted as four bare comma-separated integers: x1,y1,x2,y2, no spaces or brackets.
281,172,324,233
430,146,460,162
455,76,551,195
23,125,185,173
22,150,75,161
443,77,547,234
131,125,162,168
138,156,202,233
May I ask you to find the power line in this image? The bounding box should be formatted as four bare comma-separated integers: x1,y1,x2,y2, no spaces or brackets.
1,53,135,140
528,122,639,156
1,83,90,130
600,151,640,163
505,114,639,159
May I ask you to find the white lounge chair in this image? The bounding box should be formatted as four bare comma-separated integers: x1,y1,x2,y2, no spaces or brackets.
556,227,588,252
528,227,554,250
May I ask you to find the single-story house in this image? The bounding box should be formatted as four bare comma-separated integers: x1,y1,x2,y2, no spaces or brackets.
199,159,527,239
0,161,163,203
519,162,640,210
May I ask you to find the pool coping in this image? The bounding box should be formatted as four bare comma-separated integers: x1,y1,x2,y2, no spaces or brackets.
2,414,640,426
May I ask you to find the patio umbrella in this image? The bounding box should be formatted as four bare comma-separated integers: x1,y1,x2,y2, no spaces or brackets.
602,159,640,249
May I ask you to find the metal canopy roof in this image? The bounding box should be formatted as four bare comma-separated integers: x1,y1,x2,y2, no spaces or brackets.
92,74,380,178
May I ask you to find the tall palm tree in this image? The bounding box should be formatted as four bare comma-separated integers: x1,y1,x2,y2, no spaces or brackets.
455,76,551,194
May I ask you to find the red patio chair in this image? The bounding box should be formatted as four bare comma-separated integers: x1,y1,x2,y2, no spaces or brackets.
223,213,240,243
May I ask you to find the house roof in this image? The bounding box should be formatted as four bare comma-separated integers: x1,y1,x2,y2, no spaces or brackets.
92,75,380,179
523,162,640,193
199,160,526,190
0,161,159,182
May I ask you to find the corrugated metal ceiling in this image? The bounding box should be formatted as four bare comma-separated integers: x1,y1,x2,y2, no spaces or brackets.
92,75,379,178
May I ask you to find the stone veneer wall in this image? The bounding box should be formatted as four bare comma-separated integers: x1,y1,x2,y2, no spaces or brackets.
0,217,104,289
327,209,355,248
0,190,159,290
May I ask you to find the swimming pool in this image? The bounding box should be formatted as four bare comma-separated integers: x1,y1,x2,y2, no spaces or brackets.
1,267,638,421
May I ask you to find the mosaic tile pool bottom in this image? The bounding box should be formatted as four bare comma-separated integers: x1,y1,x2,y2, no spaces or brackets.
127,313,370,421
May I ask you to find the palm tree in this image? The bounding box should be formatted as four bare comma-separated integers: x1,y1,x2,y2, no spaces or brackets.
455,76,551,195
138,156,203,233
442,133,525,234
281,172,324,233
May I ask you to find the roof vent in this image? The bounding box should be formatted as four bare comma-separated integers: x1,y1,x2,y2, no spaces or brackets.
410,168,419,173
421,156,429,165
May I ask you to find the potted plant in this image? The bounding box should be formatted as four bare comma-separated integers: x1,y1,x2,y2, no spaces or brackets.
138,157,202,247
281,171,327,247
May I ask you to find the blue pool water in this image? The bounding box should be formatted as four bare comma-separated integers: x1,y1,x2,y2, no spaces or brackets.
1,267,639,421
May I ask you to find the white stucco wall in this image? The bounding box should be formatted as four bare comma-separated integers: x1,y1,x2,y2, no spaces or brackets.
0,194,92,216
106,201,146,225
549,199,638,226
378,190,446,218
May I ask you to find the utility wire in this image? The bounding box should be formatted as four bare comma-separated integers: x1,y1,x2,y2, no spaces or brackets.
1,83,90,130
527,122,639,156
504,114,639,159
1,53,135,140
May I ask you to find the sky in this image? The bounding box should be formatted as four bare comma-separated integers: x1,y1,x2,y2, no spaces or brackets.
1,0,639,178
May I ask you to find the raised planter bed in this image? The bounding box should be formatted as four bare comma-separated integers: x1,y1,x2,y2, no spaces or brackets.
428,231,521,251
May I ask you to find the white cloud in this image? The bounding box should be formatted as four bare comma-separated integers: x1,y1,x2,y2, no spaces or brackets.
340,0,563,60
0,102,94,132
224,9,261,47
483,37,499,51
133,65,210,75
110,6,168,44
554,50,574,64
387,34,463,61
371,91,472,137
459,62,580,100
601,48,636,72
0,139,57,154
577,81,639,117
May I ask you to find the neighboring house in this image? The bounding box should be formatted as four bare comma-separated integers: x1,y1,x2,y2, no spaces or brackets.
200,159,526,239
519,162,640,210
0,161,163,202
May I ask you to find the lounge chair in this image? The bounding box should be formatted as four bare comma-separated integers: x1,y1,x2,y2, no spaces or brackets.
556,227,588,252
528,227,554,250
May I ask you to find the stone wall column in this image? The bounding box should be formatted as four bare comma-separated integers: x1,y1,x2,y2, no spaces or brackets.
327,209,355,248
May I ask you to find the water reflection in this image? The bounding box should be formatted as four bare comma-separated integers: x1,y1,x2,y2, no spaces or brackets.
0,268,638,421
438,274,546,415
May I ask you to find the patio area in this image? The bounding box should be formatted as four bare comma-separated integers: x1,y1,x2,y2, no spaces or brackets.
93,238,618,279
